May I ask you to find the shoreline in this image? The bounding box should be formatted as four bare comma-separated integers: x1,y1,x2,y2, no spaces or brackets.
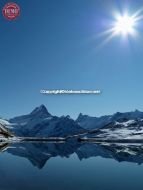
1,137,143,144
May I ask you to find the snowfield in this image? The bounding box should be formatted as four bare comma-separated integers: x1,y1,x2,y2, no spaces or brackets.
92,119,143,140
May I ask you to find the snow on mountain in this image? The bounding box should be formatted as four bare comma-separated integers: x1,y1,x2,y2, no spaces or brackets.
31,116,85,137
10,105,86,137
3,106,143,139
76,110,143,130
10,104,51,125
0,118,14,129
0,122,13,140
115,120,136,127
87,119,143,140
76,113,111,129
0,119,10,126
9,105,53,136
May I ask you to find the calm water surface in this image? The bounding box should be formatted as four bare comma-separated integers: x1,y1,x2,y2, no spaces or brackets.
0,142,143,190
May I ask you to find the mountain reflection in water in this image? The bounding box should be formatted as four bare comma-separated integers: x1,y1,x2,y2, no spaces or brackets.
1,141,143,169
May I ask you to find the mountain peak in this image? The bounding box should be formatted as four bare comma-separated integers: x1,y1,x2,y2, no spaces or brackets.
76,113,84,120
30,105,51,117
78,113,83,117
134,109,141,113
76,113,89,122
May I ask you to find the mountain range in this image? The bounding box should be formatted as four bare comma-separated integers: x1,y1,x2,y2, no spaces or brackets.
1,105,143,139
76,109,143,129
9,105,86,137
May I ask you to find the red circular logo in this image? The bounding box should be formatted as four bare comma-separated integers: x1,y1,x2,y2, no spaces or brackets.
2,2,20,20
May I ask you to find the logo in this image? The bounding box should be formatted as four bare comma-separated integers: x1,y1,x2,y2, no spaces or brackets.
2,2,20,20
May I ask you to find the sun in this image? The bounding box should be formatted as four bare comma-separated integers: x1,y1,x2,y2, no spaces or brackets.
114,15,136,35
95,8,143,49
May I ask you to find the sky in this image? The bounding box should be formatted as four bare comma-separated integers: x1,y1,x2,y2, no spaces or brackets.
1,0,143,119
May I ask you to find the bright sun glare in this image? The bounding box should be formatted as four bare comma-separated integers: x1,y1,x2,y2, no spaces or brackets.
96,8,143,49
114,15,136,35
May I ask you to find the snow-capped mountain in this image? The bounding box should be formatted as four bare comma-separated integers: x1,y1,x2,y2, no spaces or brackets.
76,113,111,129
10,104,51,125
76,110,143,130
0,122,13,139
0,118,14,130
10,105,86,137
0,118,10,126
85,118,143,140
1,105,143,139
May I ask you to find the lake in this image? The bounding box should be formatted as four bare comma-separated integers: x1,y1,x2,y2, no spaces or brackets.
0,141,143,190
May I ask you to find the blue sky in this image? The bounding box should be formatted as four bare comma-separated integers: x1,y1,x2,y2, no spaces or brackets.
1,0,143,119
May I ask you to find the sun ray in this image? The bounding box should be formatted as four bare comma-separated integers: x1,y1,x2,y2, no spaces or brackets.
132,7,143,19
95,8,143,50
96,31,117,50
